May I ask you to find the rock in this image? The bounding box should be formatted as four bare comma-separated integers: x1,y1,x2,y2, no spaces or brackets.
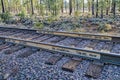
4,73,10,79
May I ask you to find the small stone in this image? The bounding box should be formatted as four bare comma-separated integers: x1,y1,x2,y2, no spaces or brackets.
4,73,10,79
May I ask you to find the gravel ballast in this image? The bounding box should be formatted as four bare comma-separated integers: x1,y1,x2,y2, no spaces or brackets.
0,43,120,80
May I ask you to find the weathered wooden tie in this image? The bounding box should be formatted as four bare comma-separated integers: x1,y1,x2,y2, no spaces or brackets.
45,55,63,65
62,58,82,72
85,40,99,50
17,48,38,58
4,45,24,54
85,61,104,79
101,42,113,52
0,43,13,50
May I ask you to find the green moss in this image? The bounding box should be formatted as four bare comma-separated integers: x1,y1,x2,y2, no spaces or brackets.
17,11,25,19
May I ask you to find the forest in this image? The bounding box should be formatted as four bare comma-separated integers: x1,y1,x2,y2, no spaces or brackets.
0,0,120,33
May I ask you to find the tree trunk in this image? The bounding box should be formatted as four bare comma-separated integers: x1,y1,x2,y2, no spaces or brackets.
40,0,42,4
113,0,116,18
88,0,91,12
65,1,67,13
119,0,120,12
76,0,79,11
55,0,57,16
83,0,84,13
92,0,94,15
96,0,99,18
48,0,50,12
106,8,109,15
69,0,72,15
30,0,34,15
111,0,114,13
111,0,116,17
73,0,75,12
101,9,103,18
106,0,111,15
100,0,103,18
61,0,63,13
106,0,109,15
1,0,5,13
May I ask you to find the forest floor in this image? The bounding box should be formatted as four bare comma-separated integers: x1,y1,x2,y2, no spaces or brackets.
0,16,120,35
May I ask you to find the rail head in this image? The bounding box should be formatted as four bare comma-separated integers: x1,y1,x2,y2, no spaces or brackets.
37,30,120,42
0,26,37,32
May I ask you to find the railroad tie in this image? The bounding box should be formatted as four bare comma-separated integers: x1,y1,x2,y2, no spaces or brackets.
0,43,13,51
62,58,82,72
21,33,36,39
50,37,66,43
26,34,43,40
85,61,104,79
112,37,120,43
17,48,38,58
4,45,24,54
40,35,54,42
14,32,28,38
85,40,99,50
101,42,113,53
45,55,63,65
20,34,32,39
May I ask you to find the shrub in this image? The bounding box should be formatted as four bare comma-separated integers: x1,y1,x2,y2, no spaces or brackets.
47,16,59,23
74,11,80,17
98,23,105,32
105,24,112,31
73,22,82,28
34,22,44,29
86,12,92,18
98,23,112,32
74,28,85,32
17,11,25,19
0,12,11,22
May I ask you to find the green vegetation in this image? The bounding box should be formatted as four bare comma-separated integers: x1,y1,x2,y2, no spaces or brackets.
0,11,11,22
98,23,112,32
0,0,119,17
17,11,26,19
34,22,44,29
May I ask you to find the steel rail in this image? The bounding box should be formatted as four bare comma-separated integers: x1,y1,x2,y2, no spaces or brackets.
0,36,119,65
0,26,120,42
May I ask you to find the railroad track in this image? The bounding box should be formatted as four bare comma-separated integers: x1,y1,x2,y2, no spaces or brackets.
0,27,119,66
0,40,120,79
0,26,120,42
